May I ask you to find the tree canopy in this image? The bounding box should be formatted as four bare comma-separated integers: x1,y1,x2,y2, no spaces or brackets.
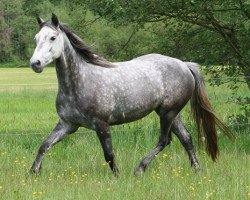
0,0,249,88
87,0,250,88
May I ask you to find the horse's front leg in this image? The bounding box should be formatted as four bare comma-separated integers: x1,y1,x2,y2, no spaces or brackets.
30,119,78,174
94,119,119,176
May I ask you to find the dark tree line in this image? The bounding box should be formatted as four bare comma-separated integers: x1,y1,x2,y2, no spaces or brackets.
1,0,249,88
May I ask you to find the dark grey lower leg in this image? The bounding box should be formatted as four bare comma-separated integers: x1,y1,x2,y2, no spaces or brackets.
30,120,78,174
95,119,119,176
134,116,173,174
172,115,200,171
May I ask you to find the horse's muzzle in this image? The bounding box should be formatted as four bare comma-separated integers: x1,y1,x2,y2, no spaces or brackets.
30,60,43,73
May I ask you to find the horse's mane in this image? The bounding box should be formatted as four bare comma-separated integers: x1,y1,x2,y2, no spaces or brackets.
42,22,114,68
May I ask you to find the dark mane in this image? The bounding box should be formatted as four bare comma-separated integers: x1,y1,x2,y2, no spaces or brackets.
43,22,114,68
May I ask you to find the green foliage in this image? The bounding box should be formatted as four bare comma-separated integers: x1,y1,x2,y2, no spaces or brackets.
87,0,250,87
228,96,249,130
0,0,27,62
1,0,249,78
84,15,156,61
2,0,154,63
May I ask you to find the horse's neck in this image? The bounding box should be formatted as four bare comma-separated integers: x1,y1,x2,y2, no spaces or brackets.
55,38,89,94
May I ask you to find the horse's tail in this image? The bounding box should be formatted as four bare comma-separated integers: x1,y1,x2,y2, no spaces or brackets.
185,62,233,161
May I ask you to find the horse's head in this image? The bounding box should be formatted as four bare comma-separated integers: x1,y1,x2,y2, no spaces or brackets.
30,14,64,73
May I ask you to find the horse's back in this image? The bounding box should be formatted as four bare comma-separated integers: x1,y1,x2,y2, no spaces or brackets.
105,54,196,122
133,53,171,61
131,53,195,94
117,53,193,77
112,53,195,103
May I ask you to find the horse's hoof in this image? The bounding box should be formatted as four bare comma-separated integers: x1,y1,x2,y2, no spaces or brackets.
193,163,201,173
113,169,119,178
134,166,145,176
30,167,41,175
30,170,40,175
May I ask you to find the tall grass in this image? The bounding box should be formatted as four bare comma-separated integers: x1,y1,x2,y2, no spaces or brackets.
0,68,249,199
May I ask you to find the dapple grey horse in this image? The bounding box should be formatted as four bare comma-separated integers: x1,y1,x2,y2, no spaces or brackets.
30,14,231,175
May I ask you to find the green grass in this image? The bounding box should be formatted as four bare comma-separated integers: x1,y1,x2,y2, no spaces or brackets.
0,67,249,200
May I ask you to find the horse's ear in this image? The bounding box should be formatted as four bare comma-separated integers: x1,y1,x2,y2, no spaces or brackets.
51,13,59,27
36,14,44,26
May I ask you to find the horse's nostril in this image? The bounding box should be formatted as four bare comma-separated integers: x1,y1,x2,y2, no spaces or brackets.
31,60,41,68
36,60,41,66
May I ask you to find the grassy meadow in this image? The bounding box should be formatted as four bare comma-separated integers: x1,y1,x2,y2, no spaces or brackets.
0,67,249,200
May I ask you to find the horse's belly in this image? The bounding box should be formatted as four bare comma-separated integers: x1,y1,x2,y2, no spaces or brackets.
109,107,154,125
109,91,162,125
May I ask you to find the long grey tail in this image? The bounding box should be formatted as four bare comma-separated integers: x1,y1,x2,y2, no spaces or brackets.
185,62,233,161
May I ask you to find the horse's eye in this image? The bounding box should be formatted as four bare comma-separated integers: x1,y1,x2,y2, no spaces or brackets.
50,36,56,41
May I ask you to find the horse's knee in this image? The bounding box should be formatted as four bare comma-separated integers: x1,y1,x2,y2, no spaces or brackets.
38,142,49,155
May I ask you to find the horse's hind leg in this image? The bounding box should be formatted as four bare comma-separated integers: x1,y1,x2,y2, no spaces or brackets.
172,115,200,172
30,119,78,174
134,114,174,174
